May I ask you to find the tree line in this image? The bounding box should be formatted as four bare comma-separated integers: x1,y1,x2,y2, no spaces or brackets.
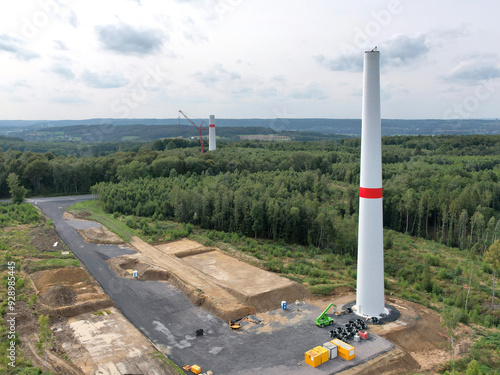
92,170,359,255
2,134,500,253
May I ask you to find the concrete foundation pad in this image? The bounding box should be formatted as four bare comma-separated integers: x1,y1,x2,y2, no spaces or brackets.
112,237,310,320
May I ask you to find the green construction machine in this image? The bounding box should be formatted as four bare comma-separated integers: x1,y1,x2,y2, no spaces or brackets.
315,303,336,327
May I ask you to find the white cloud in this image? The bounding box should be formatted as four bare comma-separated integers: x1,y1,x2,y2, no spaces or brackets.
82,70,130,88
0,34,40,61
291,85,328,100
193,64,241,87
50,64,75,80
50,95,87,104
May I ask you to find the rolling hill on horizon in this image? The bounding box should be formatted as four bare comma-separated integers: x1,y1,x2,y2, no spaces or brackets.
1,118,499,138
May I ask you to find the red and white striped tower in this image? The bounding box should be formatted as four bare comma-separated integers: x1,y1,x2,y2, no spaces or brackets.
209,115,216,151
354,49,386,317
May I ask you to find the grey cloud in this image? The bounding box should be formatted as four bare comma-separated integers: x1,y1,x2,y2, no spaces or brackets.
0,34,17,53
51,64,75,80
54,40,68,50
96,24,164,55
194,64,241,87
316,34,429,72
68,9,79,27
0,34,40,61
443,55,500,84
82,70,129,88
381,34,429,67
16,49,40,61
315,53,363,72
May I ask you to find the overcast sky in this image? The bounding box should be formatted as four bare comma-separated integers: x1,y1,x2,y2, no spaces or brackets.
1,0,499,121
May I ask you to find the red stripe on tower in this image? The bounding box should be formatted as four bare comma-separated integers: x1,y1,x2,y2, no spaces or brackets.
359,187,383,199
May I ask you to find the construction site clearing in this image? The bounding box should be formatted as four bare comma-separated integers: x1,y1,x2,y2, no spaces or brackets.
107,237,310,321
24,266,174,374
21,204,471,375
101,235,462,374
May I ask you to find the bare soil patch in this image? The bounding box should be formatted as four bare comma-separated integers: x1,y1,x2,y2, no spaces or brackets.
12,301,39,336
63,211,81,221
377,297,450,372
30,223,70,253
78,226,124,244
29,266,112,316
66,209,91,219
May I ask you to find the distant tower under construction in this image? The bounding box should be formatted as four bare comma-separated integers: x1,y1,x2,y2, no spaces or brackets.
354,49,386,317
209,115,216,151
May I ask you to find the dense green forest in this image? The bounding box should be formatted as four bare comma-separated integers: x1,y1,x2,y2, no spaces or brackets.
87,135,499,255
2,135,500,255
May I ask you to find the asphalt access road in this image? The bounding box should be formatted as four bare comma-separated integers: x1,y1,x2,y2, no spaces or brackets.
32,195,394,375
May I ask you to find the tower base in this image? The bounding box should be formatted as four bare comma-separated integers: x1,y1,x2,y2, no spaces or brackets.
352,305,389,319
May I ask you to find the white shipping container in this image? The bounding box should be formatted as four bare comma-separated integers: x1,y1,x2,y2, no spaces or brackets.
322,342,338,359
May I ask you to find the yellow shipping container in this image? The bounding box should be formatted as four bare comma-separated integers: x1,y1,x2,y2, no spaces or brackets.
191,365,201,374
314,346,329,363
331,339,355,361
304,349,322,368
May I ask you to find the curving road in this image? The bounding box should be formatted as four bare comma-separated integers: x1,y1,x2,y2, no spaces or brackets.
31,195,393,375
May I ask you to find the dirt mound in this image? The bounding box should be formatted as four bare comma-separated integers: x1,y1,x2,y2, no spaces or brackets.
66,210,91,219
78,227,124,244
154,239,206,254
31,266,98,295
29,266,112,316
106,254,152,278
41,285,77,307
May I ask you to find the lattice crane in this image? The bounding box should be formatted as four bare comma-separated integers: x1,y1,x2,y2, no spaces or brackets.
178,110,207,153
